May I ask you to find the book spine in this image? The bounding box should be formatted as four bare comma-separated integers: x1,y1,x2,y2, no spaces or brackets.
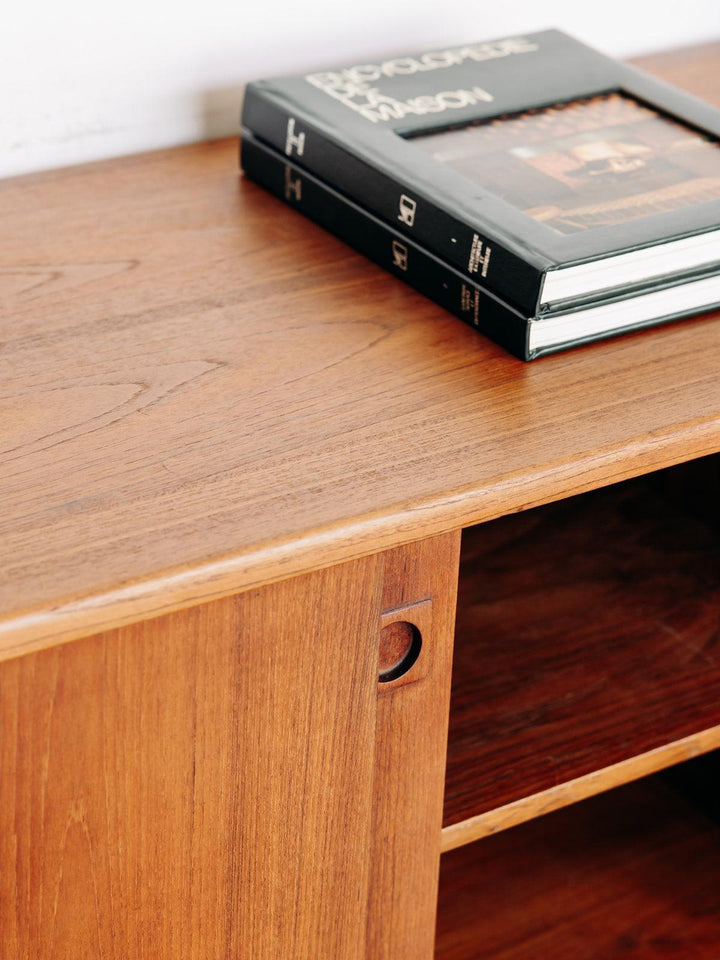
242,84,544,316
240,131,531,362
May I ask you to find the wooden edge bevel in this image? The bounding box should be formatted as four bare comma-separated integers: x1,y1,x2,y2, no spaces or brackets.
2,423,718,663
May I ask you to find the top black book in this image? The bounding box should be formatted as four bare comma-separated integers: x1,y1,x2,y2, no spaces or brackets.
242,30,720,315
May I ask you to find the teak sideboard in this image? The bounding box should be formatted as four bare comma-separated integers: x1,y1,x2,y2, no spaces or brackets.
2,43,720,960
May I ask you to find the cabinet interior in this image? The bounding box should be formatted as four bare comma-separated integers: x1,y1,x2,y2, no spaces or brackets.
437,454,720,955
437,754,720,960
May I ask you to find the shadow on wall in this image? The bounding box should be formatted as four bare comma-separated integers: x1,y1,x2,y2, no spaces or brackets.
200,86,247,141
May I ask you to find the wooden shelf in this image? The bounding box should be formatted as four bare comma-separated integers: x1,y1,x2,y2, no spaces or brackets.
443,458,720,848
436,761,720,959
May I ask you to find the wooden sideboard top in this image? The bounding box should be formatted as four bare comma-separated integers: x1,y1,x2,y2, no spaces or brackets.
2,43,719,658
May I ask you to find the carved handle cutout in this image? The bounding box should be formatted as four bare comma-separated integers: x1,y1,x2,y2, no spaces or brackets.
378,598,433,689
379,621,422,682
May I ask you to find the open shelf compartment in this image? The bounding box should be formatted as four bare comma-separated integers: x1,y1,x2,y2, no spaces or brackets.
436,757,720,959
443,455,720,847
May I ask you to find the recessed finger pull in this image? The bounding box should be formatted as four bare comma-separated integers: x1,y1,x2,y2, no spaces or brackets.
379,620,422,682
378,598,433,688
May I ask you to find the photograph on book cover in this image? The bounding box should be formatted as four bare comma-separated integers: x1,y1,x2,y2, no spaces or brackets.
408,92,720,235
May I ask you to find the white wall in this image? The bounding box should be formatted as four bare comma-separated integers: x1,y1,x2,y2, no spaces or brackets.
3,1,719,178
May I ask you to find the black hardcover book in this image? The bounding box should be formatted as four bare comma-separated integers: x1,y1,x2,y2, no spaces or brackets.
242,30,720,316
240,129,720,361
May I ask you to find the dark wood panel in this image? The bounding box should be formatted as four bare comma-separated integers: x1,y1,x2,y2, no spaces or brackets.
444,458,720,829
437,764,720,959
1,48,720,657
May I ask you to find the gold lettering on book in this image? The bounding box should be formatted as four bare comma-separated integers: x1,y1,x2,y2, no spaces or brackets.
392,240,409,271
284,166,302,201
285,118,306,156
468,234,491,277
305,39,539,122
460,283,480,325
398,194,417,226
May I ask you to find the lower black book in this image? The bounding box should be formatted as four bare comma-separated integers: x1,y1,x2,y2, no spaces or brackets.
240,129,720,361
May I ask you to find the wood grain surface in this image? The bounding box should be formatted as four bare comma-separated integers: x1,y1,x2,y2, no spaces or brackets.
2,46,720,657
0,553,387,959
436,766,720,959
0,532,462,958
442,725,720,851
366,532,461,960
442,460,720,841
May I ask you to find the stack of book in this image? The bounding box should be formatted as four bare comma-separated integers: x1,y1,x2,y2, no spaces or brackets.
240,30,720,360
